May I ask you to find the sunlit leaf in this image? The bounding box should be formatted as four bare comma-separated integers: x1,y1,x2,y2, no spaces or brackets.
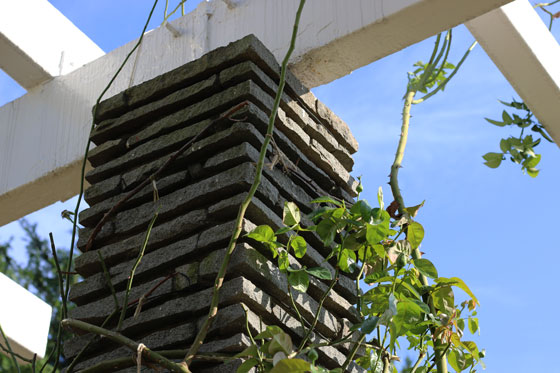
310,197,341,206
448,350,467,372
468,317,479,335
407,222,424,249
288,270,309,293
436,277,479,305
247,225,275,243
413,258,438,279
269,358,311,373
283,202,300,226
316,219,336,246
290,236,307,258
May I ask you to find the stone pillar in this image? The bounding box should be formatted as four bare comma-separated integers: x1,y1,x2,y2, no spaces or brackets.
65,35,361,372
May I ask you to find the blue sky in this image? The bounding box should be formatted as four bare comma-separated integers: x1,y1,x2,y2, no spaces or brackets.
1,1,559,371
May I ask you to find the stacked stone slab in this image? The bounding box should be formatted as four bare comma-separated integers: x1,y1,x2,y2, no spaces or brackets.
65,35,363,372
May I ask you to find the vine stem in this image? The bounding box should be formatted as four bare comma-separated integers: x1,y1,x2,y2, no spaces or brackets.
389,89,448,373
180,0,307,367
61,319,188,373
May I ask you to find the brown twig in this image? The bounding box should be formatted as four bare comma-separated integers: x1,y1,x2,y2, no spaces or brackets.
84,101,249,252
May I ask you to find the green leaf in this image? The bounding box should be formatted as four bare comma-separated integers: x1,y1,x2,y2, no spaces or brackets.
269,332,293,355
338,249,356,273
499,138,510,153
526,167,539,177
407,222,424,249
372,244,386,258
310,196,342,206
431,286,454,314
350,200,372,222
237,358,259,373
482,152,503,168
484,117,506,127
502,110,513,125
524,154,541,169
306,267,332,280
288,270,309,293
462,341,480,359
233,344,259,358
270,359,311,373
413,258,438,279
255,325,284,339
408,299,430,314
247,225,275,243
316,219,337,246
404,200,425,218
361,316,380,334
290,236,307,258
278,251,289,272
468,317,479,334
436,277,479,305
448,350,467,372
283,202,301,226
366,221,389,245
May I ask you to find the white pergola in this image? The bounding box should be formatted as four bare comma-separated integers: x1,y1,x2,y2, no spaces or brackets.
0,0,559,362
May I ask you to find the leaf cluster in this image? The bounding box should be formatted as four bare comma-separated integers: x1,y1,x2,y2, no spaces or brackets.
483,99,553,177
246,186,484,372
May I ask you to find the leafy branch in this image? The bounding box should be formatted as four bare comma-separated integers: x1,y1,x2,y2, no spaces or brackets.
483,99,554,177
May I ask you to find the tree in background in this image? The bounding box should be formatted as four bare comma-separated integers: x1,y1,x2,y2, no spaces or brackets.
0,220,76,372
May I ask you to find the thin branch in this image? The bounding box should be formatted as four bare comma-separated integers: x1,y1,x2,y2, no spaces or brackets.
51,3,160,371
298,269,339,350
117,209,159,330
0,323,20,373
181,0,308,367
413,40,477,104
61,319,189,373
97,251,119,311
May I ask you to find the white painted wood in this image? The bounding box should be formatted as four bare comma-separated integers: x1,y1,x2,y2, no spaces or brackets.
0,0,516,226
0,273,52,362
0,0,104,89
466,0,560,145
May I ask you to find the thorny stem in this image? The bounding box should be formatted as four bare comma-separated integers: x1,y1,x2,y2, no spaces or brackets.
181,0,307,367
389,88,448,373
62,319,189,373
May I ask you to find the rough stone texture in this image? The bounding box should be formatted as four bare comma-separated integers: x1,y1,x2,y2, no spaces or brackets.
67,35,363,372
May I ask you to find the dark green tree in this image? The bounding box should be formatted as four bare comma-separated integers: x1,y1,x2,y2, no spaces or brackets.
0,219,76,372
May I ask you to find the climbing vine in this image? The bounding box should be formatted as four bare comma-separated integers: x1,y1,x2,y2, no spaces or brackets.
3,1,558,373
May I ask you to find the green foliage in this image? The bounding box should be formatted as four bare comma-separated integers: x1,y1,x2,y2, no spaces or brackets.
246,185,483,372
483,99,553,177
0,219,76,372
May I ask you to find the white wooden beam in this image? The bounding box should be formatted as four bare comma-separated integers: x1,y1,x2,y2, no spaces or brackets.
0,273,52,363
466,0,560,145
0,0,104,89
0,0,514,226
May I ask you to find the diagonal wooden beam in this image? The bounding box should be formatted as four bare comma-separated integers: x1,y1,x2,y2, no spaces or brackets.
0,0,104,89
466,0,560,145
0,0,514,226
